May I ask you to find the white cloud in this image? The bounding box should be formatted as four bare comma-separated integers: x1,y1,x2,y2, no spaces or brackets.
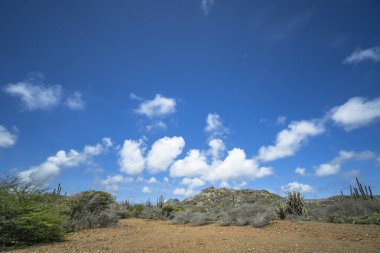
281,181,314,193
3,75,86,111
258,120,325,162
173,188,187,195
145,120,167,132
208,138,225,160
100,175,133,191
0,125,17,148
343,46,380,64
146,136,185,173
163,177,169,183
119,139,145,175
315,150,375,177
204,113,229,139
135,94,176,118
295,167,306,176
129,92,143,101
206,148,272,181
277,116,287,125
201,0,215,15
18,138,112,183
142,186,152,194
182,177,205,189
170,147,272,182
220,180,230,188
4,80,62,111
65,91,85,110
330,97,380,131
174,177,206,196
170,149,210,178
148,177,157,184
234,181,247,190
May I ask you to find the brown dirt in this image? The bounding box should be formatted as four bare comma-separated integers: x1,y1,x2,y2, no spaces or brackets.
10,218,380,253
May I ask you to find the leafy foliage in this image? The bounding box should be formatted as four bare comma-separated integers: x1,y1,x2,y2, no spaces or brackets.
0,178,67,249
64,190,118,231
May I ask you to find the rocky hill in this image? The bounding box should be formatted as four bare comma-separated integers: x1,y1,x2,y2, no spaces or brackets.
175,187,282,212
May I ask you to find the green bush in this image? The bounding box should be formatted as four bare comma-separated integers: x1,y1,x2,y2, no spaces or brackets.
276,202,287,220
161,204,174,217
0,178,68,249
64,190,118,231
286,191,306,216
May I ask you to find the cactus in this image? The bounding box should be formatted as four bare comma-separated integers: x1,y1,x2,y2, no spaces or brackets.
276,202,287,219
286,191,306,216
157,195,164,208
346,177,373,200
52,183,62,196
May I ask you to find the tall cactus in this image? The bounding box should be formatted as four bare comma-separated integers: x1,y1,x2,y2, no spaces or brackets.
52,183,62,196
157,194,164,208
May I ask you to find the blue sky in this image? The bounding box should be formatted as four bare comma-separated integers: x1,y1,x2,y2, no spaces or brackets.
1,0,380,202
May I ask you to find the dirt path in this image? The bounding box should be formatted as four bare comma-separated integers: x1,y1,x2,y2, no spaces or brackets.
10,218,380,253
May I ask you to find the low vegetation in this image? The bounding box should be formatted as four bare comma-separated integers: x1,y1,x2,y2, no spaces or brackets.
0,177,118,250
1,176,379,251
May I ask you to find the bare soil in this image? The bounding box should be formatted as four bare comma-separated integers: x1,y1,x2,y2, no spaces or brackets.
10,218,380,253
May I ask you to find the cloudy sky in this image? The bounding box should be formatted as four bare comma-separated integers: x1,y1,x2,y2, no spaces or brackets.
1,0,380,202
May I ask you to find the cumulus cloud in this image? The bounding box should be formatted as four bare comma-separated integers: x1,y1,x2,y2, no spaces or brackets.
173,177,206,196
281,181,314,193
329,97,380,131
119,139,145,175
234,181,247,190
148,177,157,184
100,175,133,192
18,138,112,183
0,125,17,148
170,147,272,182
142,186,152,194
4,80,62,111
258,120,325,162
65,92,85,110
173,188,187,195
145,120,167,132
220,180,230,188
201,0,215,15
146,136,185,173
208,138,225,160
295,167,306,176
204,113,229,139
170,149,210,178
3,75,85,111
315,150,375,177
135,94,176,118
343,46,380,64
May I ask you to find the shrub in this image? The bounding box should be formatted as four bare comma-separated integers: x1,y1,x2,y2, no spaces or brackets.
172,209,194,224
286,192,306,216
128,204,145,217
276,202,287,220
215,203,276,227
139,206,164,220
249,213,270,228
306,198,380,224
0,178,67,249
162,204,174,217
64,190,118,231
189,212,208,226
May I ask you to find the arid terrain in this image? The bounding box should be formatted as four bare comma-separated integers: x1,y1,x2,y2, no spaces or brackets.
10,218,380,253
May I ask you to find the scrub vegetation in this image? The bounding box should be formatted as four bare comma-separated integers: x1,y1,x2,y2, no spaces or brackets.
1,176,379,251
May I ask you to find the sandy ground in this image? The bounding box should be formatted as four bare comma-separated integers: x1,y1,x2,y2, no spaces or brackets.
10,218,380,253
